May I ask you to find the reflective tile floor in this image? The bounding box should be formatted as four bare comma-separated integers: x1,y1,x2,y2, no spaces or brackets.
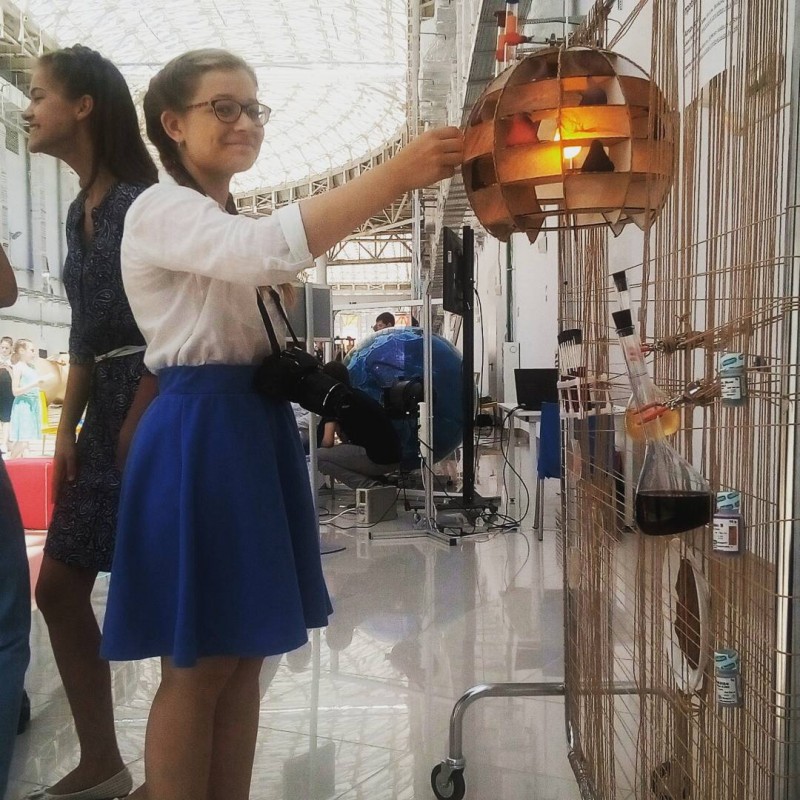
8,446,582,800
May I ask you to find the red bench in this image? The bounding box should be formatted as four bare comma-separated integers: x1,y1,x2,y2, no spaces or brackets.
5,457,54,531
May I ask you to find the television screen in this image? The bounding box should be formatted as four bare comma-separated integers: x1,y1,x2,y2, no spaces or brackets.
442,226,464,316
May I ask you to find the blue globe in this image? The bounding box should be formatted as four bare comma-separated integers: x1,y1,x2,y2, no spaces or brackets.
345,328,463,466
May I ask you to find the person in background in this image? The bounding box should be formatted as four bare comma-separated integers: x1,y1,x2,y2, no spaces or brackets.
0,335,14,454
316,360,400,490
98,47,461,800
316,360,351,448
8,340,43,459
21,45,159,799
373,311,395,332
0,244,30,800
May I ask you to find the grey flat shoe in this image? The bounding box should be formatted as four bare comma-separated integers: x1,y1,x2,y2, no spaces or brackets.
25,767,133,800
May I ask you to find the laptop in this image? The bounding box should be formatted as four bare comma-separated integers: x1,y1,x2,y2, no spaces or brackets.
514,368,559,411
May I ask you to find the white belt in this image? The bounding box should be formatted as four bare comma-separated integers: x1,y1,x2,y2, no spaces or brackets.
94,345,146,363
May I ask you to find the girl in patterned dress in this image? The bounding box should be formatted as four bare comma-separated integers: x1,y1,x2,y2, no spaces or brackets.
21,46,157,800
99,48,462,800
8,339,43,459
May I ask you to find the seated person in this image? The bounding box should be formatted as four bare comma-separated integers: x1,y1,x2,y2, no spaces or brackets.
317,361,399,490
372,312,395,332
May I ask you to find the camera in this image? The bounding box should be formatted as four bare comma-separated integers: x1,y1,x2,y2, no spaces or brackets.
255,346,348,415
383,378,424,419
254,348,402,465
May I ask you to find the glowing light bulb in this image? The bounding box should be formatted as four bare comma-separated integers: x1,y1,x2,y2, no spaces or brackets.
554,130,581,160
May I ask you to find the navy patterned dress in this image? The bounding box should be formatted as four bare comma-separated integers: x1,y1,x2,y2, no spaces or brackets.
45,183,150,572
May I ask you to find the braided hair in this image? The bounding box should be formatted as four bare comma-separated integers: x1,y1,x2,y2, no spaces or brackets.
143,49,257,205
143,50,296,305
38,45,157,189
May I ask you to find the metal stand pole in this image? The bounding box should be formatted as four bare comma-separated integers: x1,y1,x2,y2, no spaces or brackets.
778,5,800,794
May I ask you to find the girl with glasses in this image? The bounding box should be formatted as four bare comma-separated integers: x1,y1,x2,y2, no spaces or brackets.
99,48,462,800
21,45,158,800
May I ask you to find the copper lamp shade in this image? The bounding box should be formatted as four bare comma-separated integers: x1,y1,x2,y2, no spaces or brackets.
462,47,675,243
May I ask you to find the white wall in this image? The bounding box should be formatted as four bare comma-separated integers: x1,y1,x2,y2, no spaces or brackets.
510,231,560,369
473,234,504,399
473,227,560,402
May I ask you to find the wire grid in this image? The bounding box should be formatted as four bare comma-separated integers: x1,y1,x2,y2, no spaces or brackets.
558,0,797,798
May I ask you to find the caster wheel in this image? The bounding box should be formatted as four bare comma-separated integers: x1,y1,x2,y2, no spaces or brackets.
431,763,466,800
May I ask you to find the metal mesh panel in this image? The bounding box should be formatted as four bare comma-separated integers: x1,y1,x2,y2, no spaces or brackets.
559,1,798,798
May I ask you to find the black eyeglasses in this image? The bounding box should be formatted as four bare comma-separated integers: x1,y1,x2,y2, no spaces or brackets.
184,99,272,126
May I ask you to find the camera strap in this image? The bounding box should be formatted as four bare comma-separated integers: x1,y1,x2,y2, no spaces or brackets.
256,288,301,353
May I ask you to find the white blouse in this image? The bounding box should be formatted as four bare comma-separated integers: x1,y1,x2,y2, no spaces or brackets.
121,174,313,372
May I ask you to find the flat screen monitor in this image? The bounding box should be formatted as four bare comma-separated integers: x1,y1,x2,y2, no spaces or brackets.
284,283,333,340
442,226,464,316
514,368,559,411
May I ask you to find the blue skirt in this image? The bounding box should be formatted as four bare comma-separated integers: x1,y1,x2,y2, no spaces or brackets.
101,365,332,667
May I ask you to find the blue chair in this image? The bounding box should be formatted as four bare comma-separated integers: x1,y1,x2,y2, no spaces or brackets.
534,402,560,540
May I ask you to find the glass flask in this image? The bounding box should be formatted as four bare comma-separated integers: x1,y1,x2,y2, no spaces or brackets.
613,309,714,536
504,1,520,64
612,269,631,312
624,391,682,442
611,270,681,441
493,10,506,74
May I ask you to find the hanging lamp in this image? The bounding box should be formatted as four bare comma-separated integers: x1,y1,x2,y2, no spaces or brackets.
462,46,675,243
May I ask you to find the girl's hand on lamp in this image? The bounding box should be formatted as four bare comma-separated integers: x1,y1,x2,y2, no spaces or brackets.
392,127,464,192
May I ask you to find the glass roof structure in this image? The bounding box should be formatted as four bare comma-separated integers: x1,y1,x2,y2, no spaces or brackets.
24,0,409,192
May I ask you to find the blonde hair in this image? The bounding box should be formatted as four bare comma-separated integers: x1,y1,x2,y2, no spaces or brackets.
13,338,32,355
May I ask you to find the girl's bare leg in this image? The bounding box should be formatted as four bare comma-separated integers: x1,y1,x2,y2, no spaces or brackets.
206,656,277,800
143,656,240,800
35,557,126,793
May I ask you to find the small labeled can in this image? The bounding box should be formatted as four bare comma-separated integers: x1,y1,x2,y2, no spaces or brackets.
713,490,743,554
718,352,747,407
713,515,742,553
716,490,741,513
715,648,743,707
